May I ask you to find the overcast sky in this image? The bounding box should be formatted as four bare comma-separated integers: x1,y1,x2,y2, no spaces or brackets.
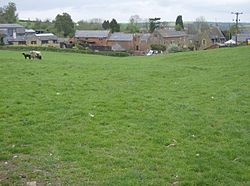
0,0,249,23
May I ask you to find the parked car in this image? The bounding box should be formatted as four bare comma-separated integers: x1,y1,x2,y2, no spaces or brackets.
146,50,161,56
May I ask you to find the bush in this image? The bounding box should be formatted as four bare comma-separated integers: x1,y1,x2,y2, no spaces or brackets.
0,45,130,57
167,44,183,53
150,44,166,52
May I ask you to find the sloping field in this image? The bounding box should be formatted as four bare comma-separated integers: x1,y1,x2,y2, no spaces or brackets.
0,47,249,185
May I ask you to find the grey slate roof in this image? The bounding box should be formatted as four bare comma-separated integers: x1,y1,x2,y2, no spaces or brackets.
157,29,187,38
208,26,225,39
188,34,198,41
139,33,151,41
109,32,133,41
5,36,27,42
75,30,110,38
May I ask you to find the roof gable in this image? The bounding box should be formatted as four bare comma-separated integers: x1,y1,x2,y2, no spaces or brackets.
208,26,225,39
138,33,151,41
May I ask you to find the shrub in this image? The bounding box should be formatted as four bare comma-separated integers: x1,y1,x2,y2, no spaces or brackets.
0,45,130,57
167,43,183,53
150,44,166,52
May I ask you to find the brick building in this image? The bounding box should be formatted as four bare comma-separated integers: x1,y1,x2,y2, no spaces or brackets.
74,30,111,46
107,32,134,51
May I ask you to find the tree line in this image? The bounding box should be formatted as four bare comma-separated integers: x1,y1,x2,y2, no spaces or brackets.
0,2,121,37
0,2,241,40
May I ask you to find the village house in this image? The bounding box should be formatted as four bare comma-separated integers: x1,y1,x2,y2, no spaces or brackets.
208,25,226,44
0,23,25,38
188,26,226,50
149,28,188,49
74,30,110,46
27,33,59,47
133,33,151,55
0,23,59,47
188,32,213,50
107,32,133,51
73,30,151,54
4,33,59,47
107,32,151,54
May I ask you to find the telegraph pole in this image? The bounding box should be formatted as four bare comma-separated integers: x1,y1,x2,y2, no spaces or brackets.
231,12,243,45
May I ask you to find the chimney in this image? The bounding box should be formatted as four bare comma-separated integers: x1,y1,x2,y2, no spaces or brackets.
13,31,16,39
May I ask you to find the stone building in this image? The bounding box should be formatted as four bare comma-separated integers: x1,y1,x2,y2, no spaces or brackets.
149,28,188,49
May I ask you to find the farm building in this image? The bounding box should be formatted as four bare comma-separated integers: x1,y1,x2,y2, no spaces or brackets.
108,32,134,51
74,30,111,46
149,28,188,49
4,33,59,47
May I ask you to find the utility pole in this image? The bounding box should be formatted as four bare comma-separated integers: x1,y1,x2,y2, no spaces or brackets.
231,12,243,45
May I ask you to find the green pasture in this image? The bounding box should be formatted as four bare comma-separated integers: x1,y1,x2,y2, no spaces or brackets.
0,47,249,185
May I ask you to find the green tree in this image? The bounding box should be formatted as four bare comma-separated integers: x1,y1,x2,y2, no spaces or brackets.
0,8,4,23
110,19,120,33
102,20,110,30
187,16,210,34
0,2,18,23
54,13,75,37
175,15,184,31
126,16,139,33
149,18,161,33
195,16,209,33
229,24,238,35
33,19,42,30
76,19,102,30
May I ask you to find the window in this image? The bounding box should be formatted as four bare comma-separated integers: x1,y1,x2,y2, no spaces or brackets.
202,39,206,45
136,45,139,51
18,41,26,45
31,41,37,45
42,40,48,44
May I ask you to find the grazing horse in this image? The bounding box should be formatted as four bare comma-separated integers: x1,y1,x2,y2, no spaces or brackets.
22,51,42,60
30,51,42,60
22,53,31,59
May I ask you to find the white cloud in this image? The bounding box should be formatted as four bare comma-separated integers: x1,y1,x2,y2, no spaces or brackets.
0,0,249,22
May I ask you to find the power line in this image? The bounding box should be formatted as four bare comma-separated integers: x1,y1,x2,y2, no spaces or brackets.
231,12,243,45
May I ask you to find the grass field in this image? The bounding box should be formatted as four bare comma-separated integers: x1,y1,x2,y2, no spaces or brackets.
0,47,249,185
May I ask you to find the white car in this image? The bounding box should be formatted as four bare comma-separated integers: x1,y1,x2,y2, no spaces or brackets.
146,50,160,56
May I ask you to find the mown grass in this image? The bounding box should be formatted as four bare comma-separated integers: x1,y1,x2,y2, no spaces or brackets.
0,47,249,185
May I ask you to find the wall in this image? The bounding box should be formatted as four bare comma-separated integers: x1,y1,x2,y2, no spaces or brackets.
107,40,134,51
77,37,109,46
